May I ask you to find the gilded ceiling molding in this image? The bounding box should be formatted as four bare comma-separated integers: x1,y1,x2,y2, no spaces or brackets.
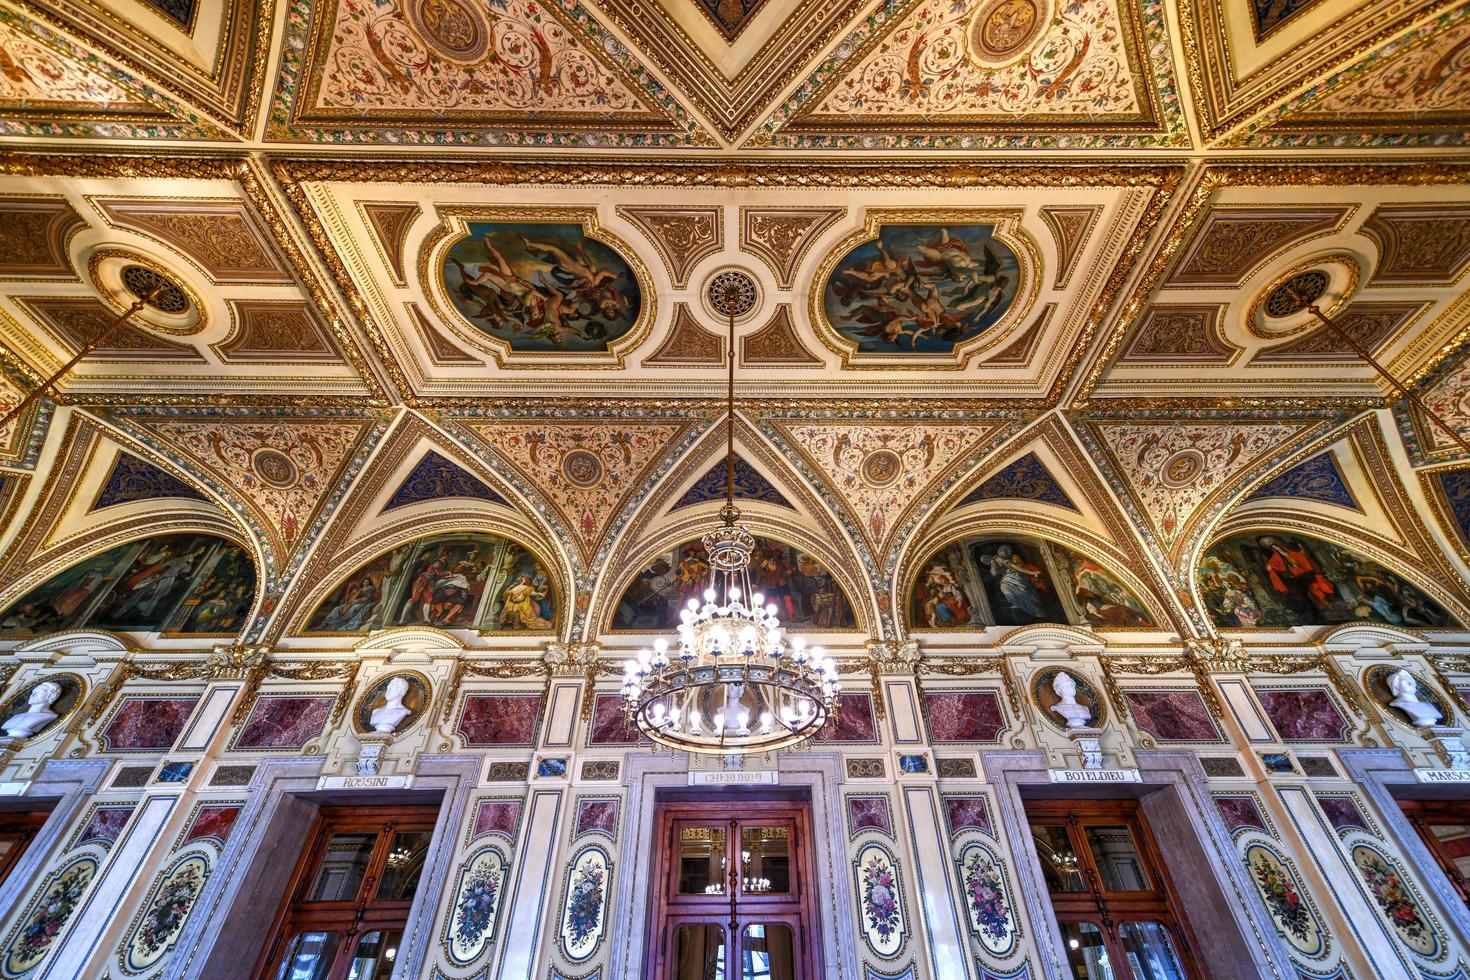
616,206,723,289
643,305,725,367
1075,161,1470,406
898,414,1190,633
738,206,845,290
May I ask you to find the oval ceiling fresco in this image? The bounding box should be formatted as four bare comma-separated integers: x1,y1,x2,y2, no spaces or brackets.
305,532,556,634
911,534,1156,630
1199,531,1454,629
612,535,856,630
442,221,641,353
0,533,255,637
821,224,1020,354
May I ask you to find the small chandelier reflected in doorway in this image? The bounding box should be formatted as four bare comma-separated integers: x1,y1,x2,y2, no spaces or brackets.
621,273,840,755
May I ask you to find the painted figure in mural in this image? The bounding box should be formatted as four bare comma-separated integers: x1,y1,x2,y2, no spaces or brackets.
1198,532,1454,629
613,537,854,630
0,535,255,637
2,681,62,737
823,224,1020,354
977,542,1056,624
1067,556,1154,628
914,559,974,628
443,223,640,353
306,533,553,634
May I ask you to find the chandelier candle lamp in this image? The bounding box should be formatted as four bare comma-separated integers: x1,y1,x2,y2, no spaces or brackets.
621,274,841,755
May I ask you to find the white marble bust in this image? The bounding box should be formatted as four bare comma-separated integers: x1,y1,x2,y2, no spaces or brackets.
2,681,62,738
1388,668,1442,728
369,677,413,734
1049,671,1093,730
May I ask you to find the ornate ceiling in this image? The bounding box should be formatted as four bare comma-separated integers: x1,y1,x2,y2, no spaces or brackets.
0,0,1468,649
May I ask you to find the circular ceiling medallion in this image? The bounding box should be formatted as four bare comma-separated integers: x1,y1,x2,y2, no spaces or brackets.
1159,449,1206,489
251,448,300,490
701,268,761,324
405,0,492,63
87,249,204,336
967,0,1049,69
560,449,605,489
1247,254,1360,341
861,449,904,488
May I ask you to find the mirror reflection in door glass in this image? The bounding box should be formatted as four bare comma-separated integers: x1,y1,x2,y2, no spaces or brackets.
1084,825,1151,891
740,827,790,894
1428,823,1470,882
345,929,401,980
1061,922,1115,980
679,827,728,894
374,831,433,901
741,923,794,980
274,931,339,980
673,924,726,980
1029,824,1085,891
1119,921,1187,980
307,833,377,901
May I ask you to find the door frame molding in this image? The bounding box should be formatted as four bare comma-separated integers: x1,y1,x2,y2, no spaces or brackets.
610,753,859,980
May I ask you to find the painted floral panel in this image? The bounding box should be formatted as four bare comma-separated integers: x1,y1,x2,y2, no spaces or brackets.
1244,843,1324,958
1122,691,1222,742
100,696,199,753
123,854,209,972
1254,689,1349,743
923,691,1005,743
457,695,542,746
1353,844,1441,959
2,854,97,976
234,696,333,750
959,843,1017,957
560,846,610,962
445,847,507,966
854,843,904,958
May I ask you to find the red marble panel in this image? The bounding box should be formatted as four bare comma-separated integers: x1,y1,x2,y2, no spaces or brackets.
1122,691,1222,742
846,796,892,838
813,693,879,743
943,795,993,837
77,805,135,847
99,696,199,752
587,693,648,746
1315,794,1370,835
458,694,542,747
574,798,620,839
922,691,1005,743
1214,795,1267,834
1254,688,1349,743
183,805,241,845
235,696,333,750
472,800,522,840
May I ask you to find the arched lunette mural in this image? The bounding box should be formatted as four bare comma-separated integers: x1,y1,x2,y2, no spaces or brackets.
304,531,557,634
0,533,255,637
909,533,1156,630
611,534,857,631
1198,531,1454,629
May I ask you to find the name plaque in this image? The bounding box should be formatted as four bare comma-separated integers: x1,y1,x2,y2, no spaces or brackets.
1413,768,1470,783
0,781,29,795
317,774,414,791
688,770,779,786
1049,768,1141,783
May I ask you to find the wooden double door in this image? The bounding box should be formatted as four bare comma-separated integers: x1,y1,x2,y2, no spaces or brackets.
646,800,821,980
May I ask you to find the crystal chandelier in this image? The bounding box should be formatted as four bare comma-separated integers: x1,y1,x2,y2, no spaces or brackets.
621,276,840,754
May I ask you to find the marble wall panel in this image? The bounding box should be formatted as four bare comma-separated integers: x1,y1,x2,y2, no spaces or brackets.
99,696,199,752
1254,688,1350,742
1122,690,1222,742
458,694,542,747
233,696,333,750
813,692,879,743
922,691,1006,743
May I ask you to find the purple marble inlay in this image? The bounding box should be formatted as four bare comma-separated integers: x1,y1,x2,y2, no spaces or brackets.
235,696,333,750
472,800,522,840
1254,688,1349,743
814,693,879,743
1316,794,1370,834
77,805,135,847
1455,689,1470,713
588,694,647,746
574,798,620,840
1214,795,1268,835
846,796,892,838
922,691,1005,743
100,696,199,752
1123,691,1222,742
458,694,542,746
183,805,241,845
943,795,993,837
